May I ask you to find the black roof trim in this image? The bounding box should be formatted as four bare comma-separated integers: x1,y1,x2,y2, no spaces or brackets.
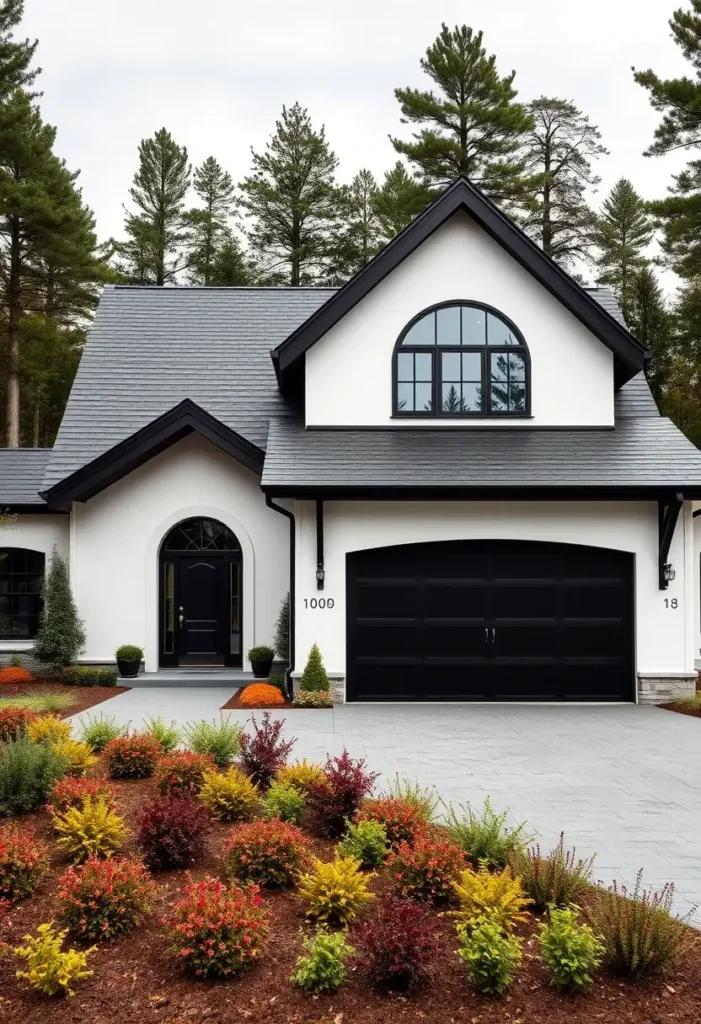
41,399,265,511
0,504,67,515
262,485,701,501
273,177,647,388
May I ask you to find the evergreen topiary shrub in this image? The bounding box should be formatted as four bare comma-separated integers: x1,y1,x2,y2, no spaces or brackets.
33,547,86,674
300,643,330,693
62,667,118,687
273,592,290,661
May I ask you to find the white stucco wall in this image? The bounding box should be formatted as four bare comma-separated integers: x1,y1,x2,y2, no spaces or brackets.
0,514,69,652
70,434,289,671
305,213,614,428
693,505,701,661
295,500,691,688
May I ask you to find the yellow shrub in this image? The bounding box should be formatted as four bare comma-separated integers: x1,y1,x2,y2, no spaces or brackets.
27,716,72,745
51,740,97,779
275,759,327,793
451,864,532,932
53,796,128,863
199,767,260,822
15,922,95,997
298,854,374,926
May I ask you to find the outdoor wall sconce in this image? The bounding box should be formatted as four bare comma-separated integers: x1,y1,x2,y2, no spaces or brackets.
663,563,676,584
316,564,325,590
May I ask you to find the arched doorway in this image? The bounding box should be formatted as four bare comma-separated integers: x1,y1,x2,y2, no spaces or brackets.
159,518,242,667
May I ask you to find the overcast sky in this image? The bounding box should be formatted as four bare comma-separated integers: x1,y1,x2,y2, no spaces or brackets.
21,0,692,290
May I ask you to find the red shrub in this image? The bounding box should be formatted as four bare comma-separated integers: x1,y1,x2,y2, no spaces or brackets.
0,667,32,685
353,894,440,991
0,825,49,902
355,797,431,850
165,874,270,979
104,733,162,779
0,706,38,741
388,835,467,904
45,777,117,817
155,751,215,796
58,856,155,941
238,712,296,788
223,818,310,888
306,749,378,838
137,796,211,871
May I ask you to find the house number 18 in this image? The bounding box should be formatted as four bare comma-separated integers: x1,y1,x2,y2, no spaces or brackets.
304,598,334,609
665,598,678,609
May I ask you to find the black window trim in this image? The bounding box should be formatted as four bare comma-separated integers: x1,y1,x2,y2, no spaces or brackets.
0,547,45,641
391,300,532,419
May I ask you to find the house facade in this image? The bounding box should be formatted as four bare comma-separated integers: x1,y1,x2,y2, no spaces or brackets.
2,178,701,704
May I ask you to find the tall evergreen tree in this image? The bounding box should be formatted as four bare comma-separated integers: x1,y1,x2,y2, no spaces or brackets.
0,1,39,99
33,546,85,672
391,24,539,206
594,178,653,323
186,156,236,285
332,169,383,279
113,128,191,286
626,267,672,401
240,103,340,285
208,231,254,286
521,97,607,269
372,162,432,241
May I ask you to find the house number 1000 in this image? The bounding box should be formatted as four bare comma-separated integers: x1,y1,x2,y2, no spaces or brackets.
304,598,334,609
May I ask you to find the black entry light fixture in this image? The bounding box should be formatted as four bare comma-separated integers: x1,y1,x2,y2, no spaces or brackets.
663,563,676,584
316,564,325,590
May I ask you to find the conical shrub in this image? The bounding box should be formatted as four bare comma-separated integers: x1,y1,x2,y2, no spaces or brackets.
300,644,330,694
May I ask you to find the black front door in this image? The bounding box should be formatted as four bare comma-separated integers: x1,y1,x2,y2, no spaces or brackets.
178,557,228,665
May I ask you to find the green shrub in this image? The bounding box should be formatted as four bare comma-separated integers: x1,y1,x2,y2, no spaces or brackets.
587,870,695,978
293,691,334,707
53,795,129,863
538,906,604,992
382,774,439,823
115,645,143,662
291,928,354,994
33,547,86,674
63,666,118,688
339,819,389,868
78,713,126,753
447,796,533,869
273,592,290,662
262,780,305,824
7,654,23,669
247,645,274,662
300,643,330,693
0,736,67,816
183,717,242,767
143,714,180,753
267,672,285,692
298,854,374,926
456,916,522,995
511,833,595,911
15,922,95,997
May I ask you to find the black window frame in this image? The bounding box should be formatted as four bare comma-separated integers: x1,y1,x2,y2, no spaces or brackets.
392,300,531,419
0,548,45,641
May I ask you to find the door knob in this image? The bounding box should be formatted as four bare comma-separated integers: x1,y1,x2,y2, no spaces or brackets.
178,614,184,626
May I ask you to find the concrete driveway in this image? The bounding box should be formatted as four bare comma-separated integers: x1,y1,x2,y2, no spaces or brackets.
70,694,701,918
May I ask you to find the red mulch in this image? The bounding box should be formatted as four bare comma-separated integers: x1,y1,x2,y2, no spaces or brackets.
221,692,330,711
660,702,701,718
0,680,128,717
0,762,699,1023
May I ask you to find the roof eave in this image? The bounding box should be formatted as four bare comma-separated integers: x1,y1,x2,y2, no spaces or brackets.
261,483,701,500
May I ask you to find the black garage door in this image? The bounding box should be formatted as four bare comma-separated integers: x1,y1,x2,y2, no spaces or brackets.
346,540,634,702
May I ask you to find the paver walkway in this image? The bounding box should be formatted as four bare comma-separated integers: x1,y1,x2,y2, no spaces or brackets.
70,693,701,918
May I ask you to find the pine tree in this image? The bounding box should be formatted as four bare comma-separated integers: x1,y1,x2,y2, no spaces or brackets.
372,162,432,241
186,156,236,285
332,169,383,280
300,642,330,693
240,103,340,285
274,592,290,662
0,1,39,99
626,267,672,401
113,128,191,286
208,231,253,285
391,24,538,206
521,97,607,270
33,546,86,672
594,178,653,323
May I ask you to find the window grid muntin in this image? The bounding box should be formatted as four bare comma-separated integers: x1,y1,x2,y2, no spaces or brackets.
394,302,529,418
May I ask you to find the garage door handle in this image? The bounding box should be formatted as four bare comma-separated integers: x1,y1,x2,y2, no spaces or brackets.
484,628,488,643
491,627,496,642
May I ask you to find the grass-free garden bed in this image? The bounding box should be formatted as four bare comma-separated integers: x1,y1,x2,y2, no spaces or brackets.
221,689,332,710
0,712,697,1024
0,681,128,718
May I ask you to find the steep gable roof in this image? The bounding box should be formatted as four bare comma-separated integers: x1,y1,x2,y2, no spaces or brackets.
272,178,648,389
0,449,54,510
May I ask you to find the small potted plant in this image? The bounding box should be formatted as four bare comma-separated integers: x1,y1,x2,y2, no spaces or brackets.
115,644,143,679
247,644,274,679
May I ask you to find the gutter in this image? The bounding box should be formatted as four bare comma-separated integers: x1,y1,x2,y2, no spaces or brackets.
265,495,295,699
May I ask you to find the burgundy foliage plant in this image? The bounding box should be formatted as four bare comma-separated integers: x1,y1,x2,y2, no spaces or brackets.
137,796,211,871
354,894,440,991
238,712,296,788
306,749,379,838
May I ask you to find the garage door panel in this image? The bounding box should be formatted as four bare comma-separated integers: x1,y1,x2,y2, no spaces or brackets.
355,622,420,658
356,581,419,618
563,584,626,618
493,583,557,617
425,580,488,617
495,625,559,658
423,623,492,657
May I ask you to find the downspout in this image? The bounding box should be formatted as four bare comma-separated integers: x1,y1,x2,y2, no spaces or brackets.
265,495,295,699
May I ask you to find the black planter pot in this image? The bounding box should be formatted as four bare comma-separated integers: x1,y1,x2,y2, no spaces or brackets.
117,658,140,679
250,656,274,679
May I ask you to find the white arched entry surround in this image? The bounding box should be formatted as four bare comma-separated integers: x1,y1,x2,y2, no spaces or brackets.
145,505,256,673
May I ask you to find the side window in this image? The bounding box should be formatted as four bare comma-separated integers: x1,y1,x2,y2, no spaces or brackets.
0,549,45,639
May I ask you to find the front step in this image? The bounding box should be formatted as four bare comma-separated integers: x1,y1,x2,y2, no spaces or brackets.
120,669,255,689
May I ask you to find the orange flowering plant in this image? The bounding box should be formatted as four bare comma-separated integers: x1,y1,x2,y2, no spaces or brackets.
0,825,49,902
223,818,311,888
104,733,162,779
58,856,155,941
355,797,431,850
388,835,467,905
0,666,32,685
155,751,216,796
239,683,285,707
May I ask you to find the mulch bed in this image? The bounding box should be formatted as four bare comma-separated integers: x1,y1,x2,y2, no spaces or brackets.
0,761,699,1024
221,691,330,711
0,681,129,717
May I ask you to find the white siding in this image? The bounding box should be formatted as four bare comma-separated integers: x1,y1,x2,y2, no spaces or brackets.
305,212,614,428
71,434,289,671
0,515,69,652
295,500,690,688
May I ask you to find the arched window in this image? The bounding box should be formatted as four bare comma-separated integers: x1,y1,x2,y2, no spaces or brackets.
392,302,530,417
0,549,45,639
163,518,240,552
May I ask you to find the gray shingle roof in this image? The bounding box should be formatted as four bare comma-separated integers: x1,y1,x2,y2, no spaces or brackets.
615,372,659,418
0,449,52,505
584,286,626,327
41,285,334,490
261,415,701,492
